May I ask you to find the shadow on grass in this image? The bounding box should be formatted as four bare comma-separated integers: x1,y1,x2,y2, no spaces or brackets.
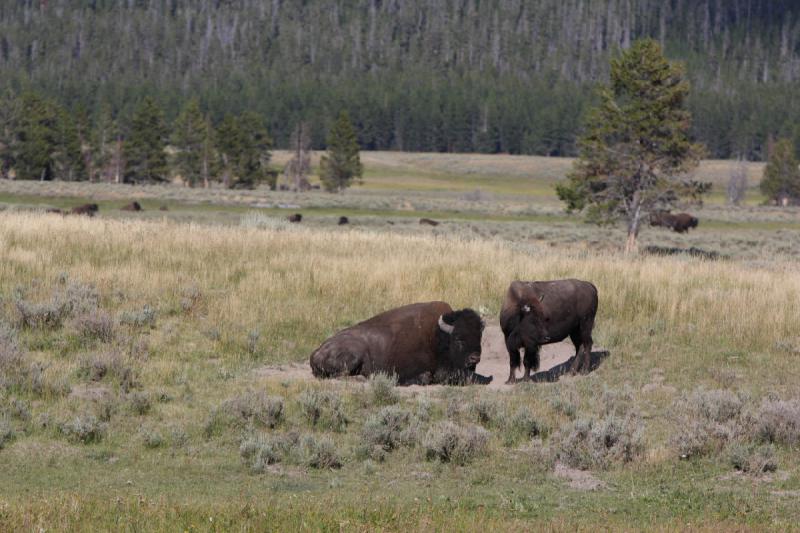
530,350,611,383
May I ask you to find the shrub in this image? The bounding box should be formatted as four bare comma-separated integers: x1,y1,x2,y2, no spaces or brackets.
0,419,15,449
555,414,645,470
504,408,544,445
601,386,635,417
423,421,489,465
368,372,399,405
180,285,202,313
63,280,100,315
691,388,744,423
240,435,281,472
298,388,347,431
5,397,31,422
72,310,114,343
141,428,165,449
15,299,69,329
77,351,130,382
119,305,157,328
752,399,800,446
362,405,415,451
205,392,285,437
728,442,778,474
301,434,342,469
59,415,105,444
127,392,152,415
670,388,747,459
470,397,502,427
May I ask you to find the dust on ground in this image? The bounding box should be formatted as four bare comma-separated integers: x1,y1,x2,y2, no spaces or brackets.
254,323,608,391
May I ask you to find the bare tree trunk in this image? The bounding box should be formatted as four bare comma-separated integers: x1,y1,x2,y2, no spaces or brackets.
625,192,642,254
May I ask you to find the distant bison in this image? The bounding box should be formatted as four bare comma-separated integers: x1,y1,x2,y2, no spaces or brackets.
159,205,169,211
70,203,99,217
338,216,349,225
419,218,439,226
500,279,598,382
287,213,302,223
120,201,142,212
310,301,491,385
649,211,699,233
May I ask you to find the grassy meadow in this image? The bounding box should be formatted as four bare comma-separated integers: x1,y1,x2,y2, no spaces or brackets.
1,152,800,531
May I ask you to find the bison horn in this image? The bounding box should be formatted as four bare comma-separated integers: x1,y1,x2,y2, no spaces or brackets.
538,294,545,302
438,315,454,334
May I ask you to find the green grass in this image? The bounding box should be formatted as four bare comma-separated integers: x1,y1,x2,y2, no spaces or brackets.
0,152,799,530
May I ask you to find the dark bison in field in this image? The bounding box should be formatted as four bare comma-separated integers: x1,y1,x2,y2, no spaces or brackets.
121,201,142,211
338,216,349,225
287,213,302,223
70,203,99,216
500,279,598,382
310,301,491,385
649,211,699,233
419,218,439,226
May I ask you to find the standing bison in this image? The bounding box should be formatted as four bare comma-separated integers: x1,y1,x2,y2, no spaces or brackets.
649,211,698,233
310,301,491,385
500,279,598,383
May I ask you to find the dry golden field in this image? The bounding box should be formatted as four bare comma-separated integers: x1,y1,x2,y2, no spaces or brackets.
1,208,799,531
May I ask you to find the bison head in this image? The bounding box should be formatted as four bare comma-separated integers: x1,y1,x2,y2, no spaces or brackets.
436,308,484,373
517,300,551,348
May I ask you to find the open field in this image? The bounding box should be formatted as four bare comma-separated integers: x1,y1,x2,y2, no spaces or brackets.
1,210,800,531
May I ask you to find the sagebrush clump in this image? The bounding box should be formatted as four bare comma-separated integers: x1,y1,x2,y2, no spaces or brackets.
368,372,399,405
555,413,644,470
298,388,347,431
423,421,489,465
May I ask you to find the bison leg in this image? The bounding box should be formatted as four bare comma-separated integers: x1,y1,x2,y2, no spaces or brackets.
571,318,595,374
310,347,365,379
521,345,540,382
504,331,522,384
569,331,583,375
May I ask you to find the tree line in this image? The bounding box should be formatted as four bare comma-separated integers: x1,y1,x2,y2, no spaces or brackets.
0,90,364,191
1,1,799,160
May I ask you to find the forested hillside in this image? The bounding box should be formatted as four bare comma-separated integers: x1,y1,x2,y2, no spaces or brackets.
1,0,799,159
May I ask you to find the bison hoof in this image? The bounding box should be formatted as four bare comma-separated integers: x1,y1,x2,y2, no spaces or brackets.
505,378,516,385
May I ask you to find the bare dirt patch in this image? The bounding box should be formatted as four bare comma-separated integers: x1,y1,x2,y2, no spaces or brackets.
554,462,608,491
253,324,608,390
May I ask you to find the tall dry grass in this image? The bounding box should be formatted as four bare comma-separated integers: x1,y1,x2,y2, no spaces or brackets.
1,211,797,366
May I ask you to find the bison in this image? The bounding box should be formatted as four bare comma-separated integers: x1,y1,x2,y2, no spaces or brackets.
649,211,698,233
338,216,349,225
419,218,439,226
121,201,142,211
287,213,302,223
310,301,491,385
70,203,99,216
500,279,598,383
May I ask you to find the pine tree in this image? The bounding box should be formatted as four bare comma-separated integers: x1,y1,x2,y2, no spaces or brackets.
556,39,707,253
125,97,168,184
171,99,207,187
11,92,60,180
760,138,800,205
216,113,273,189
320,111,362,193
51,107,85,181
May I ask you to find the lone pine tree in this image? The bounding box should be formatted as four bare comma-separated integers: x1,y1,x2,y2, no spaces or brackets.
556,39,707,253
320,112,362,193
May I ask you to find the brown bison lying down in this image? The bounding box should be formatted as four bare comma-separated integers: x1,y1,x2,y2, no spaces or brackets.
121,201,143,211
310,301,491,385
649,211,698,233
70,203,99,216
500,279,598,382
287,213,302,223
419,218,439,226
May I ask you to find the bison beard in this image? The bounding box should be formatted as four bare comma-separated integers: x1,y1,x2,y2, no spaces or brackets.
309,302,491,386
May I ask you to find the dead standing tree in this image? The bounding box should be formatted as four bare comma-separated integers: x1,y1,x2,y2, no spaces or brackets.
284,122,312,191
